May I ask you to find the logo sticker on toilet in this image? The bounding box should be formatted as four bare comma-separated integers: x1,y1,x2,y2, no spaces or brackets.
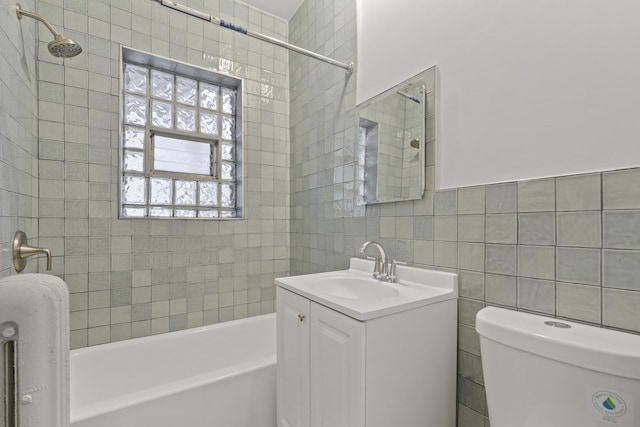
592,391,627,419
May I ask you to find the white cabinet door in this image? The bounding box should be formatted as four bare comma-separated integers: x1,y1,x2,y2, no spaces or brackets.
277,288,311,427
310,302,365,427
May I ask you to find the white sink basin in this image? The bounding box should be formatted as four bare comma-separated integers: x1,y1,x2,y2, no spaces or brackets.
309,275,400,299
276,258,458,321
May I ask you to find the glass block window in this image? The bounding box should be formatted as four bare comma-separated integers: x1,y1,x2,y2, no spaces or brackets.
120,48,242,219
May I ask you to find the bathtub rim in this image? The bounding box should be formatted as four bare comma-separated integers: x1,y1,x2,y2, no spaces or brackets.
70,312,276,358
70,313,276,423
71,356,276,423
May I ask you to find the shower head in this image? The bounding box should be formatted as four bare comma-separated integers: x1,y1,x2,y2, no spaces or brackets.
15,3,82,58
48,34,83,58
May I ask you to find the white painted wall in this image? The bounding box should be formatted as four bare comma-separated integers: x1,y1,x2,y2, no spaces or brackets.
243,0,303,20
357,0,640,189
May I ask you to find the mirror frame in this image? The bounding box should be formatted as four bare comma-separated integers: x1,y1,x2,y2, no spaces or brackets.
355,66,437,205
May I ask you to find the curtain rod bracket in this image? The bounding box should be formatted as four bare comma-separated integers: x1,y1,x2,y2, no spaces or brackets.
346,62,354,75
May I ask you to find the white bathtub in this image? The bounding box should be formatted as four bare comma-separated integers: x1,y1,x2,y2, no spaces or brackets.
70,314,276,427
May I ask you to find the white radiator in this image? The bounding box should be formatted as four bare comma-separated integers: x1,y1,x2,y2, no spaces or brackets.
0,274,69,427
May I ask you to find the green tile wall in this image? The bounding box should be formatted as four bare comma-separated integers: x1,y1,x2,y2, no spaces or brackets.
0,0,39,277
32,0,291,348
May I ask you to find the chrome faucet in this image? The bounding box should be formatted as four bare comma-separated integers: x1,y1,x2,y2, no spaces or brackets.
359,240,387,280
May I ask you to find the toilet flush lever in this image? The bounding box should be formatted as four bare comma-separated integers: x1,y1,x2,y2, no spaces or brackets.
12,231,52,273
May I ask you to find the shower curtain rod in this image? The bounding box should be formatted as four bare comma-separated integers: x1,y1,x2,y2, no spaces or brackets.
152,0,355,75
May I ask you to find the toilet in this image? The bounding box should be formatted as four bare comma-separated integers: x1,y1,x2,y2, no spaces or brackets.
476,307,640,427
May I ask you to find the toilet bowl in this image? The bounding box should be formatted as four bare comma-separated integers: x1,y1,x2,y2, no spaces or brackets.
476,307,640,427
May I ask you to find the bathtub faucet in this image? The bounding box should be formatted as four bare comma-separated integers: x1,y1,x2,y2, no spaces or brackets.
359,241,387,280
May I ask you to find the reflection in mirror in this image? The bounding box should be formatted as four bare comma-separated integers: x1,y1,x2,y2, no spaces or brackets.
356,66,436,204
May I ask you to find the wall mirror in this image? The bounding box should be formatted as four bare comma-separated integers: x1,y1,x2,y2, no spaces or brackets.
356,66,436,204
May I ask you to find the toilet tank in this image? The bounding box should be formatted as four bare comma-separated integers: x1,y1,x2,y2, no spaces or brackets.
476,307,640,427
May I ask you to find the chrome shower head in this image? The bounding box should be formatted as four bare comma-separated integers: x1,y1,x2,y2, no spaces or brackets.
15,3,82,58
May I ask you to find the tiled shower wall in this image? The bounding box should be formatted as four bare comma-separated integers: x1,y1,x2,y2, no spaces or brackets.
289,0,360,275
289,1,640,426
33,0,290,348
0,0,39,277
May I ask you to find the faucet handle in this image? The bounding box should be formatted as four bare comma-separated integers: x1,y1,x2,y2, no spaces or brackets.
373,257,384,278
12,231,52,273
365,256,385,279
385,259,407,283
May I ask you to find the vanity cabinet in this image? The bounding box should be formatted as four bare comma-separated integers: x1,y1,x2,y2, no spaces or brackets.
277,288,364,427
276,286,457,427
277,287,310,427
309,300,365,427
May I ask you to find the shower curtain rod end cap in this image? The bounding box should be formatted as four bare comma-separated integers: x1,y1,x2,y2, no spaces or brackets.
15,3,23,19
346,61,355,75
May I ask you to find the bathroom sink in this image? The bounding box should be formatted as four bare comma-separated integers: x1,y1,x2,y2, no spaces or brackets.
276,258,458,320
309,275,400,300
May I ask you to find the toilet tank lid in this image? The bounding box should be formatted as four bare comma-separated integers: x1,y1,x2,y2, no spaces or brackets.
476,307,640,380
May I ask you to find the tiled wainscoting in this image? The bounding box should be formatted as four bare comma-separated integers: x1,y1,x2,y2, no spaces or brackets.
428,170,640,425
292,166,640,426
